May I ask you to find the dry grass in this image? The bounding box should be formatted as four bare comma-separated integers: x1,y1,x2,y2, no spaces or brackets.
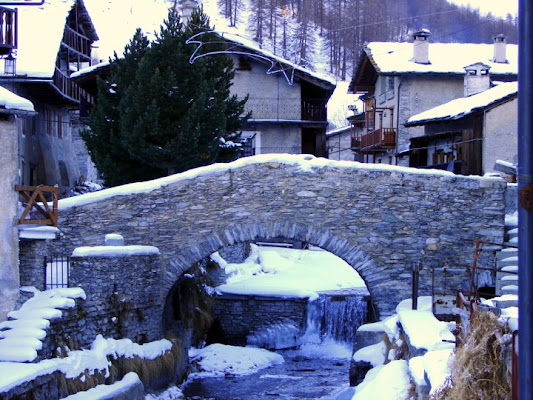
57,338,183,397
431,311,511,400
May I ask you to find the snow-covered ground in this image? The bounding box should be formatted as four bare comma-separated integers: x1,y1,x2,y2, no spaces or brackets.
212,244,367,300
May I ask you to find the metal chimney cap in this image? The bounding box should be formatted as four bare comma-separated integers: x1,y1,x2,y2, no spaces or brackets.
413,29,431,39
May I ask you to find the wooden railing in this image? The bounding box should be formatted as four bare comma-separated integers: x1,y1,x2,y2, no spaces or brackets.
360,127,396,150
63,25,91,58
0,7,17,56
302,99,326,121
53,67,93,104
15,185,58,227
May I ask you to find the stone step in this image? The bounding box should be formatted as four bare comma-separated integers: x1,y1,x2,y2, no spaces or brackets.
498,256,518,268
501,265,518,273
496,271,518,295
501,285,518,295
492,297,519,309
507,227,518,239
497,248,518,261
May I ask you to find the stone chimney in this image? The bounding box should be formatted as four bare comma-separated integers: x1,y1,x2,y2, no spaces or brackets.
493,34,508,63
464,62,491,97
412,29,431,64
179,0,199,23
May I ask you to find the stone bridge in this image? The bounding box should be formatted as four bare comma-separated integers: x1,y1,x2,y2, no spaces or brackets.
38,155,506,317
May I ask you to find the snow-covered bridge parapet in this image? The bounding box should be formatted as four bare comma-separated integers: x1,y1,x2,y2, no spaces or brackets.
51,155,506,317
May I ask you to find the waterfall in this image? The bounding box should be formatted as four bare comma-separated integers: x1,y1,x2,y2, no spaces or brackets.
306,289,369,345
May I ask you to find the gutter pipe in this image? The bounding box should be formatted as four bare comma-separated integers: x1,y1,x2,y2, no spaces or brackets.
518,0,533,398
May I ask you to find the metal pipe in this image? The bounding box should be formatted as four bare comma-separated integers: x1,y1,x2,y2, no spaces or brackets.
518,1,533,398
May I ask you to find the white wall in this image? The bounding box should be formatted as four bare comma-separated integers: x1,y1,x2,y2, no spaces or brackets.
0,115,20,321
483,98,518,173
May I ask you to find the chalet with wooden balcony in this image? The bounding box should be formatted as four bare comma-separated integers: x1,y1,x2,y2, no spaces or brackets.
191,31,335,157
74,30,336,159
349,31,517,168
0,0,98,197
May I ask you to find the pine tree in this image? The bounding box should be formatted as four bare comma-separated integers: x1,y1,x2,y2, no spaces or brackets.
82,8,249,187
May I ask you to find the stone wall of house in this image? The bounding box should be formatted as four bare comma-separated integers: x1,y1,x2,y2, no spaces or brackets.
396,76,464,166
28,250,166,361
0,115,21,322
213,293,308,345
28,156,507,317
19,239,64,291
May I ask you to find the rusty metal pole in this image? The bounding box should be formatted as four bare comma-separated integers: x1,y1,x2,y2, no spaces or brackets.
412,262,419,310
518,1,533,398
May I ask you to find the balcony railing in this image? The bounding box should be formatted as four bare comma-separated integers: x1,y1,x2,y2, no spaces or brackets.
63,25,91,58
360,128,396,150
0,7,16,56
16,185,58,227
243,97,326,121
53,67,93,103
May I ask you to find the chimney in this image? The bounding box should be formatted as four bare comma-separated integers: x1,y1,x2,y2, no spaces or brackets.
179,0,199,23
412,29,431,64
493,34,508,63
464,62,491,97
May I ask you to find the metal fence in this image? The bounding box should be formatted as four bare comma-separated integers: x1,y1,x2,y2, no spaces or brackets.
44,256,70,290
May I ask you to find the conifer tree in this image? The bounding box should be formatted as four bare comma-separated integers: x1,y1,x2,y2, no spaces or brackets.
82,8,249,187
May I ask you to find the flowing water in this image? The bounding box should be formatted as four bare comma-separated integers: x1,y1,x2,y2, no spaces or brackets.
181,289,368,400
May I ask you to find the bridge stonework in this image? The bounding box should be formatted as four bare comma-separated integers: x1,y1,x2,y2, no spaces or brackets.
52,156,506,317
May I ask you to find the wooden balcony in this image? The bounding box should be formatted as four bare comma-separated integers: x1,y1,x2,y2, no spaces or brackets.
360,128,396,150
53,67,93,104
16,185,58,227
63,25,91,58
0,7,17,56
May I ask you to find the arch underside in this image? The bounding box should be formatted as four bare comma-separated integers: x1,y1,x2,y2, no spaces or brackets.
163,220,396,318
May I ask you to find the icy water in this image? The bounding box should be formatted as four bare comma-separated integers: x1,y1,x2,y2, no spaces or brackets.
182,349,354,400
181,290,368,399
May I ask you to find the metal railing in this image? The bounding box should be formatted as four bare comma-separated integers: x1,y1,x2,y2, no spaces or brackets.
15,184,58,226
244,97,326,121
44,256,70,289
0,7,16,55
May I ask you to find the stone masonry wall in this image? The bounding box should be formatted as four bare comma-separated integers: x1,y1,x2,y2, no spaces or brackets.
213,294,308,345
22,156,506,317
37,253,166,358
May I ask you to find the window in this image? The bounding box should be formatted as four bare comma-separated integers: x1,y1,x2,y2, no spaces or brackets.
45,110,53,135
45,256,70,289
58,160,70,187
57,114,63,138
23,116,35,136
386,77,395,100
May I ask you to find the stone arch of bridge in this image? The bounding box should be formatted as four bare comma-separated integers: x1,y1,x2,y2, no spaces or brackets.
161,219,392,321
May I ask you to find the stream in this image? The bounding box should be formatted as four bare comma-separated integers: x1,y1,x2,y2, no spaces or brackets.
181,348,355,400
180,290,368,399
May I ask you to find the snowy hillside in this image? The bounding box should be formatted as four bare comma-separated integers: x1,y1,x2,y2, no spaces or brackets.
83,0,353,129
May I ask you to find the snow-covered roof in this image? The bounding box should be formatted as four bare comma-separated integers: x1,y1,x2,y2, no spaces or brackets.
365,42,517,76
350,41,518,93
0,0,97,79
326,125,353,138
406,81,517,126
210,30,337,88
70,60,109,79
0,87,34,113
